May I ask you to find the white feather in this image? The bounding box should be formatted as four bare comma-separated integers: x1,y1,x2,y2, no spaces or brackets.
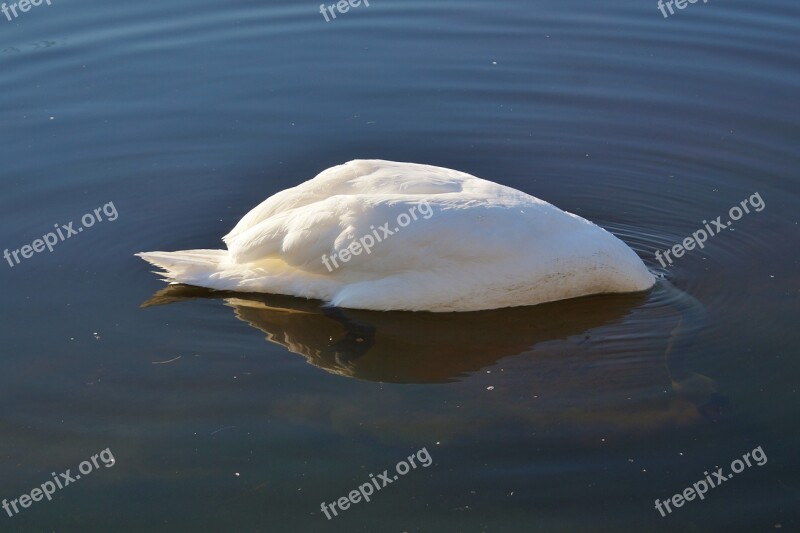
137,159,655,312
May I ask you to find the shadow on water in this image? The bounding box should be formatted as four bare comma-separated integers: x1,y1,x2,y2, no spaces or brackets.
142,281,725,430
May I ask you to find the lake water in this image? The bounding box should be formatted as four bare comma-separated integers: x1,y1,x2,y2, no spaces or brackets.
1,0,798,531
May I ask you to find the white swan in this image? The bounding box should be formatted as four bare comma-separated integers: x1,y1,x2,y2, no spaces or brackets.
137,160,655,312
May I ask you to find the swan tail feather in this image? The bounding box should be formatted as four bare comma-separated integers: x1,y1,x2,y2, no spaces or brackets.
136,250,228,286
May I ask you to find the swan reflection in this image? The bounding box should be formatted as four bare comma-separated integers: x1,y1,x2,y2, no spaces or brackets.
143,283,725,428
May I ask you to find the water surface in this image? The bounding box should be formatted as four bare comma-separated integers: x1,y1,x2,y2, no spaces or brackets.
1,0,798,531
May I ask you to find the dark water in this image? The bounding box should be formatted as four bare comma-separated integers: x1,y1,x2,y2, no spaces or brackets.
1,0,799,531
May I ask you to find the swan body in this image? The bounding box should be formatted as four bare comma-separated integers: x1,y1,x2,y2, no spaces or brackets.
137,160,655,312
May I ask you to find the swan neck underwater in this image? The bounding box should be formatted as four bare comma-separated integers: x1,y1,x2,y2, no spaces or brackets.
137,159,656,312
